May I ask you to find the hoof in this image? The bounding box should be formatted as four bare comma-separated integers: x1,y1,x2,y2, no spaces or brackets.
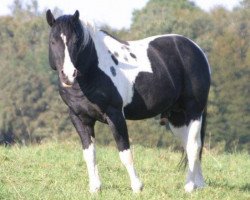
89,182,101,193
184,182,196,193
132,180,143,193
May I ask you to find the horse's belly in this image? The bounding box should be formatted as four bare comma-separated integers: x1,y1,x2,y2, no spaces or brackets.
123,69,179,120
124,103,158,120
123,89,174,120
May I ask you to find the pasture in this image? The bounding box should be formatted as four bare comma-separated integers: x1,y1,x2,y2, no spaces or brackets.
0,141,249,200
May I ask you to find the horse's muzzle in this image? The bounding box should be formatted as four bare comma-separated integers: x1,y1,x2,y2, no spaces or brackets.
60,70,74,88
59,69,82,88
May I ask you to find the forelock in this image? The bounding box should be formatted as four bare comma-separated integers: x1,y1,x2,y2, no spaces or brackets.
54,15,77,36
50,14,93,49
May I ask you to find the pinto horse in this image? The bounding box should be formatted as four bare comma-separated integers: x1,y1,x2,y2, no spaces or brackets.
46,10,210,193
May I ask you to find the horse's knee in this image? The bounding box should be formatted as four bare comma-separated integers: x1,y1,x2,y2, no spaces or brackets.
187,119,202,152
119,149,133,166
186,139,201,157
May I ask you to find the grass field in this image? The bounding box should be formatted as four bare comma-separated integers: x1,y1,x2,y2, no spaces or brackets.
0,141,249,200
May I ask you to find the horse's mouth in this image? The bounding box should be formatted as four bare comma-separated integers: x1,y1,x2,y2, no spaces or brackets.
61,81,73,88
59,73,75,88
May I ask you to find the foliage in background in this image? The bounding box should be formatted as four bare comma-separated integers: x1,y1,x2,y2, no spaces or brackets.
0,0,249,153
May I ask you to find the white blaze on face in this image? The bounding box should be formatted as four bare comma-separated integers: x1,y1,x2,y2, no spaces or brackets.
60,33,76,84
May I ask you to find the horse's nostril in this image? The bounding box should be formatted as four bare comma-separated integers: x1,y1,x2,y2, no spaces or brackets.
73,69,77,77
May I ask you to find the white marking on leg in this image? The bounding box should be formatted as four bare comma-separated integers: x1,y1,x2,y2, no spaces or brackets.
83,143,101,193
195,160,205,188
119,149,143,192
169,123,188,147
60,33,76,83
169,117,205,192
185,118,203,192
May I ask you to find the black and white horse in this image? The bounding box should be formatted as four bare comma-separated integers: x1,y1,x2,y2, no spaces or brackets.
46,10,210,193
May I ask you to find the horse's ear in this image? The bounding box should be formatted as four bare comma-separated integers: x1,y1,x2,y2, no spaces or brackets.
46,9,55,27
72,10,80,22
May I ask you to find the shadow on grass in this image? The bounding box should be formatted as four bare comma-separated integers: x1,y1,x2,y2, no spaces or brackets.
208,180,250,192
103,184,132,193
240,183,250,192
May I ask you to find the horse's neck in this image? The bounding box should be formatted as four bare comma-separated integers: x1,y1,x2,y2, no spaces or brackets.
77,37,98,74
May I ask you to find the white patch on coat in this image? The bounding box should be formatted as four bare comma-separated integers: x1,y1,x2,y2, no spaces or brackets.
60,33,76,83
169,117,205,192
90,31,166,107
83,143,101,193
119,149,143,192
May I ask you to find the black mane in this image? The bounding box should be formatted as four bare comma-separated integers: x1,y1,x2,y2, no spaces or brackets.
100,30,129,45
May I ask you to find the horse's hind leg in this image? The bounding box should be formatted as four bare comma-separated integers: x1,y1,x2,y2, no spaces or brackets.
184,117,205,192
169,112,205,192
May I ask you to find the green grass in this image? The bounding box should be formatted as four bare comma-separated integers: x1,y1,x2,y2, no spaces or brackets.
0,141,249,200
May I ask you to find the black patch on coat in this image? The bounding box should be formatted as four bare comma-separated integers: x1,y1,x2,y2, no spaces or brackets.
121,45,130,51
110,66,116,76
114,51,119,57
111,54,119,65
130,53,137,59
124,56,128,62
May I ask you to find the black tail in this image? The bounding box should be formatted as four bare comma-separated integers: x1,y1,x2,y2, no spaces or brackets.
200,105,207,160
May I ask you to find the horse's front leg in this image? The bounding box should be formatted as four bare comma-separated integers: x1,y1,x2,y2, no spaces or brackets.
106,107,143,192
69,110,101,193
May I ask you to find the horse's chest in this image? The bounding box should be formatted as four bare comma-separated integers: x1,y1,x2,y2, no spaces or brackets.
59,88,105,121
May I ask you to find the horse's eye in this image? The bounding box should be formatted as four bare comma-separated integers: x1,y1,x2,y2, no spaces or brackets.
50,41,55,45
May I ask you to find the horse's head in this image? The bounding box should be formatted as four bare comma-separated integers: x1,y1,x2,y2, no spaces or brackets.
46,10,84,88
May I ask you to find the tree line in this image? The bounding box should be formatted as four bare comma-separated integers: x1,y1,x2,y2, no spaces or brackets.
0,0,249,153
